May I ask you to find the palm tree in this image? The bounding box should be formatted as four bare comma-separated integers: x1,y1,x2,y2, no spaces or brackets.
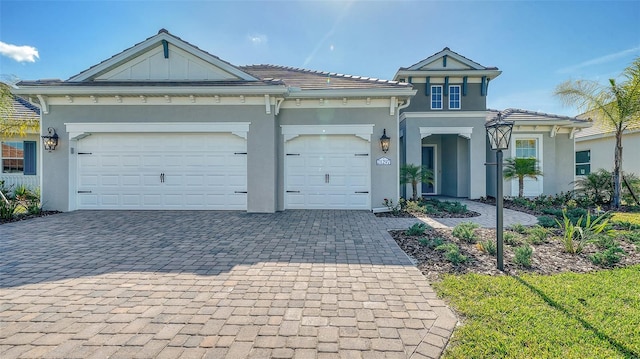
555,58,640,208
503,158,543,198
400,164,433,201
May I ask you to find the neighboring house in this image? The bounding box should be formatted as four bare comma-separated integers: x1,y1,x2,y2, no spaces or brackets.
486,109,590,197
14,29,415,212
0,96,40,191
574,118,640,177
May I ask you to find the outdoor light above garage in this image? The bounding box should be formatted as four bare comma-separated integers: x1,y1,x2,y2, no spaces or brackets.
380,129,390,153
42,127,59,151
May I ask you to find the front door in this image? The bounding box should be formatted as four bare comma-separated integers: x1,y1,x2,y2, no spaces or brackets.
422,145,436,195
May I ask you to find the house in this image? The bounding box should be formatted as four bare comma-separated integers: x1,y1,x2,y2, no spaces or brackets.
575,118,640,177
13,30,592,212
0,95,40,191
13,29,415,212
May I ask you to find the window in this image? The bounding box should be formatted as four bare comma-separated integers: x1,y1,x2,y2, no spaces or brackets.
449,85,461,109
515,139,537,158
431,85,442,109
576,150,590,175
1,141,36,175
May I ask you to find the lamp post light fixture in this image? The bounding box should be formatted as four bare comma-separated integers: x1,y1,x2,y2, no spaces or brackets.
42,127,59,152
485,112,514,271
380,129,390,153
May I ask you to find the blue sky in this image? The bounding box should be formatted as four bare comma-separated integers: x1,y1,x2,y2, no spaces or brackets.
1,0,639,116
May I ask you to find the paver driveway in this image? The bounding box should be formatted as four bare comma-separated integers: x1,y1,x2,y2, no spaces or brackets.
0,211,456,359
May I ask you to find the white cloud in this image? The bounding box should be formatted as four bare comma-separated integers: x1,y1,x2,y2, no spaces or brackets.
0,41,39,63
247,34,268,46
557,45,640,74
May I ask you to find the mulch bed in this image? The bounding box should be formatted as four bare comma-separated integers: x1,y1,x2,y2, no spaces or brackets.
0,211,62,225
392,228,640,281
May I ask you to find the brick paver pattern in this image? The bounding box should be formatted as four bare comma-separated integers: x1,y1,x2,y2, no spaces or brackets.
0,210,456,358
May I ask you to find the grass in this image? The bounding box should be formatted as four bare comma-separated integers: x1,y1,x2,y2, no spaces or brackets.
434,265,640,359
611,212,640,225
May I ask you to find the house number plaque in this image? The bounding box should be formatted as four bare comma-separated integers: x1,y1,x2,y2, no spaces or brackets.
376,157,391,166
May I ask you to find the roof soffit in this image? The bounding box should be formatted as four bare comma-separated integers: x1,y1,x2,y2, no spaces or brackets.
68,31,259,82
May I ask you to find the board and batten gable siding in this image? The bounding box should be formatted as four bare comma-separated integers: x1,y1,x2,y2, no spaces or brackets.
276,106,397,212
39,104,277,212
401,77,487,112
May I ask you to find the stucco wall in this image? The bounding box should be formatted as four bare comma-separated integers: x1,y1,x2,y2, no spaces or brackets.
276,107,397,211
576,132,640,176
40,104,277,212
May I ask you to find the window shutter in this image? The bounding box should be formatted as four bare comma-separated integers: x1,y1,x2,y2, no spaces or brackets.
425,77,430,96
444,77,449,96
462,76,468,96
23,141,37,175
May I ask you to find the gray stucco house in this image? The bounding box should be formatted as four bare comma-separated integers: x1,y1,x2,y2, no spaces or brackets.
13,30,589,212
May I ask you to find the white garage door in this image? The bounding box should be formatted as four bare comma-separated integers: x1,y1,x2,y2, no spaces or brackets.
285,135,370,209
77,133,247,210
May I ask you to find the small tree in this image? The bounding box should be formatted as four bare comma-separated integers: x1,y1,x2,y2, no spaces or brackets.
503,157,543,198
400,164,433,201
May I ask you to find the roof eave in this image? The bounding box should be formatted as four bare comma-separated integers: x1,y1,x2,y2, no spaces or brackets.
286,88,417,98
394,69,502,80
12,85,289,96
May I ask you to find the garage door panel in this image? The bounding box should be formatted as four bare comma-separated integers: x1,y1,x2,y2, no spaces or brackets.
77,133,247,210
285,134,370,210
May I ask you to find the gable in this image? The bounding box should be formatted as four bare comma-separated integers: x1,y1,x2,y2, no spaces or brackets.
95,43,240,81
69,30,258,82
418,56,474,71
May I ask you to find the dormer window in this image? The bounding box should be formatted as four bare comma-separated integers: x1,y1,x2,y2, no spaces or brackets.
431,85,443,110
449,85,461,110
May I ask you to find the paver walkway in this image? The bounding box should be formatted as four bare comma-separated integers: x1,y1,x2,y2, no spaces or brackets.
1,211,456,359
376,199,538,230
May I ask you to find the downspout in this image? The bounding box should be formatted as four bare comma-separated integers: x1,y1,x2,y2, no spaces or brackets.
396,98,412,205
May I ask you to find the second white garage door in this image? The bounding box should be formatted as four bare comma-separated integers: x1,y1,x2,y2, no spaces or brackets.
77,133,247,210
285,135,370,209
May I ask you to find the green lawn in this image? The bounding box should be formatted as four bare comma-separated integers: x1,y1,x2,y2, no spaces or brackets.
434,265,640,359
612,212,640,225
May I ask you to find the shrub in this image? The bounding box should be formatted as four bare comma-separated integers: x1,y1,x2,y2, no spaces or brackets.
419,237,445,249
0,198,18,220
476,239,497,256
452,222,480,243
509,223,528,234
589,246,626,267
537,216,557,228
514,245,533,268
503,232,523,246
527,226,549,244
382,198,402,216
405,200,423,213
556,212,585,254
405,222,429,236
436,243,467,265
590,234,617,250
573,168,613,205
442,201,468,214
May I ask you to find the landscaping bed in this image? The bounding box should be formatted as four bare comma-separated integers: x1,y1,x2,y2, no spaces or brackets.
392,225,640,282
375,198,480,219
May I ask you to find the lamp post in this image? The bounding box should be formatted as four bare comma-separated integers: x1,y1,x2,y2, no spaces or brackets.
485,113,514,271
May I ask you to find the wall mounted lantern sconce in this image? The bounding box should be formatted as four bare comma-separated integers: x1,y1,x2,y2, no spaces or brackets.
380,129,390,153
42,127,59,152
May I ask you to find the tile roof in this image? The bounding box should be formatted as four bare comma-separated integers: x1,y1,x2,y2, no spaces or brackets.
240,65,411,90
17,79,284,87
487,108,590,125
3,96,40,121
